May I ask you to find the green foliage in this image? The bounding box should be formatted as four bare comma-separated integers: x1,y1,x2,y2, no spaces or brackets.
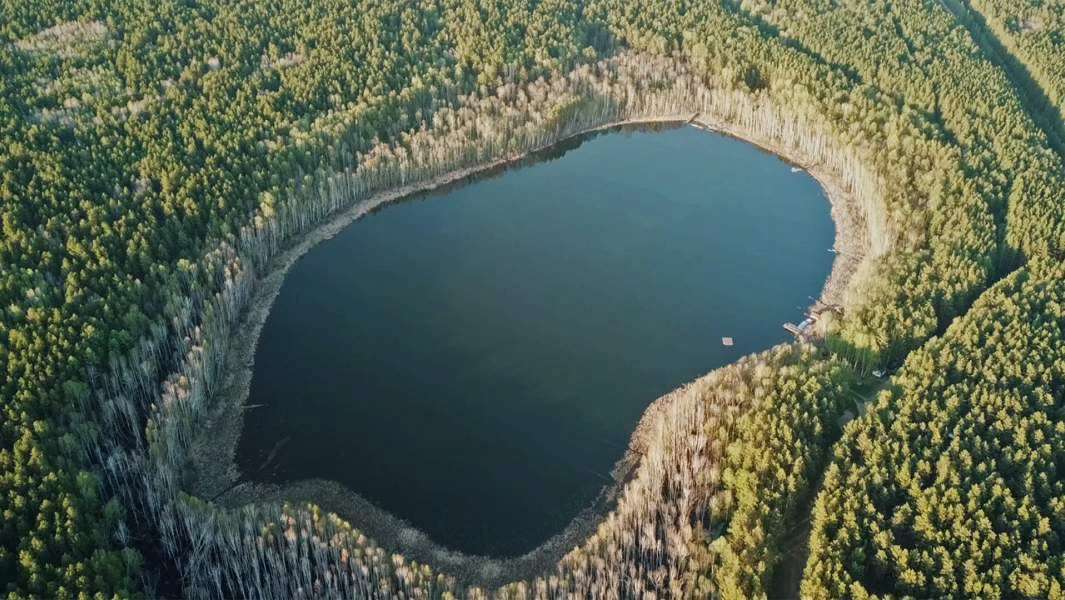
4,0,1065,596
0,0,595,595
712,351,858,599
963,0,1065,134
803,258,1065,599
716,0,1065,359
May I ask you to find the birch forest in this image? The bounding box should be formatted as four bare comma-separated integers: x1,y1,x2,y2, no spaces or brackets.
2,0,1064,598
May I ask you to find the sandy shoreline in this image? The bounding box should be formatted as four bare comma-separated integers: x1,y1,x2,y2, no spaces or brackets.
186,111,871,588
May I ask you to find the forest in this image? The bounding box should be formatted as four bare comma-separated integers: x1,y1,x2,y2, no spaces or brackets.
1,0,1064,598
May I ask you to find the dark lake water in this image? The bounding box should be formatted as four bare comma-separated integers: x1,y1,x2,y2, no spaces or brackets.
236,124,834,557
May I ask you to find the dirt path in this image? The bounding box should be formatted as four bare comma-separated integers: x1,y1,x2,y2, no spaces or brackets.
766,498,815,599
766,376,891,598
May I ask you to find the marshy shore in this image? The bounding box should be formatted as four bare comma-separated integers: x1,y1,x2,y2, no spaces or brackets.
186,104,873,588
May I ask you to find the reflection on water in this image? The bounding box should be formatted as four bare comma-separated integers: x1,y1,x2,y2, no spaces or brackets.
236,125,834,557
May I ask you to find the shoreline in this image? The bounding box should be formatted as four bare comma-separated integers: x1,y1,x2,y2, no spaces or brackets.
186,111,871,588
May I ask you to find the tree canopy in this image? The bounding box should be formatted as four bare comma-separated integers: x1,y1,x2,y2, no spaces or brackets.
3,0,1065,597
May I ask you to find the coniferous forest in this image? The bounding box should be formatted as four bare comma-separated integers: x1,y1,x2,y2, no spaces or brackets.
2,0,1065,598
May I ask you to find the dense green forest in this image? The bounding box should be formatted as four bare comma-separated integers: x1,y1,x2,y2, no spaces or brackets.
959,0,1065,142
2,0,1063,597
804,258,1065,599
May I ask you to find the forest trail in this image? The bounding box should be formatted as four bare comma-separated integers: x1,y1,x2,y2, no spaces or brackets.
937,0,1065,161
766,376,891,599
766,498,813,599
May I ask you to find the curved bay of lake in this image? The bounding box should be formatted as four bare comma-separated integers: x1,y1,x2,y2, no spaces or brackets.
236,125,834,557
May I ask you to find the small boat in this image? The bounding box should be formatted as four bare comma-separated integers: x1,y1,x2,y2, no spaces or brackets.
791,166,804,173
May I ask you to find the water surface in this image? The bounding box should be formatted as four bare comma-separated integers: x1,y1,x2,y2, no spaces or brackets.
237,125,834,556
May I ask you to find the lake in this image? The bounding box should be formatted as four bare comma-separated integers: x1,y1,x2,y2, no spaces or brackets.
235,124,834,557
